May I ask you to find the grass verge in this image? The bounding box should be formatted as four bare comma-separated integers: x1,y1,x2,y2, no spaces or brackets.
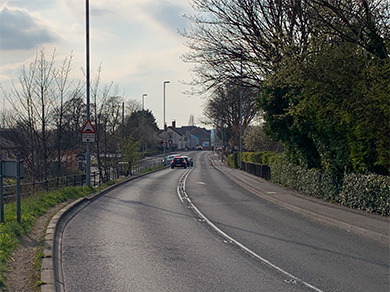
0,186,94,289
0,165,165,289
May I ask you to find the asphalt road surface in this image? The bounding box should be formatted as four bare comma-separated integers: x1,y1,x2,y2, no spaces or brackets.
60,151,389,292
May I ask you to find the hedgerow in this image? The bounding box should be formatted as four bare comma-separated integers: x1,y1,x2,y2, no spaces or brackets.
339,173,390,215
235,152,389,216
270,158,389,216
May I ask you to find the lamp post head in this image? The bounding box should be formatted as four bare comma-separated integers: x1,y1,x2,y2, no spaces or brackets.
164,80,170,85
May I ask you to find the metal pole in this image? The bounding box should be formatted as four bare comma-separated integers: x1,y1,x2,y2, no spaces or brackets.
122,102,124,138
0,154,3,223
142,94,147,154
86,0,91,186
163,81,170,160
239,50,243,170
239,88,243,170
16,154,21,223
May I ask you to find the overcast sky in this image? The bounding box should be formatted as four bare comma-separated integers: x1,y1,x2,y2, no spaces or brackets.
0,0,205,128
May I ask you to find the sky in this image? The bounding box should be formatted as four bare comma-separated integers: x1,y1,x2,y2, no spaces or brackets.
0,0,206,128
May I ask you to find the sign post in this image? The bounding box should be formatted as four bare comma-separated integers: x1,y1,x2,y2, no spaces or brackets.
16,154,21,223
0,155,24,223
82,120,96,186
82,119,96,142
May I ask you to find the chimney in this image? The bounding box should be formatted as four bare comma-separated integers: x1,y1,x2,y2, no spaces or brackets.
172,120,176,128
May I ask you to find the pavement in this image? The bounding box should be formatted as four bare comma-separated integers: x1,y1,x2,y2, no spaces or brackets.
41,153,389,291
210,152,389,245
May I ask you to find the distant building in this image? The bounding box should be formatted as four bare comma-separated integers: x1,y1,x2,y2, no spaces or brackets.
159,120,211,151
0,129,21,158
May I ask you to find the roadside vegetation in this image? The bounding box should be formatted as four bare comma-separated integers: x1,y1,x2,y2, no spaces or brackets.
0,186,94,288
228,151,390,216
0,163,163,289
187,1,389,215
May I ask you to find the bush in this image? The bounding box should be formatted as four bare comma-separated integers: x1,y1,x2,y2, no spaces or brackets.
227,152,240,168
340,173,390,216
270,157,389,215
241,151,281,165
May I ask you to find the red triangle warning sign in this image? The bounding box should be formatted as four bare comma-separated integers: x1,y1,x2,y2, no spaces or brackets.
81,120,96,133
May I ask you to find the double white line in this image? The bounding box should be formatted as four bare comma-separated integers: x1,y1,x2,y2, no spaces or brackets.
176,168,324,292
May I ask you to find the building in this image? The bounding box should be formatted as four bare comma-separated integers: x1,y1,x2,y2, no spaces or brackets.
160,120,211,151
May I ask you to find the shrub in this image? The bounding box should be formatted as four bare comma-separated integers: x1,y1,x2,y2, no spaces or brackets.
242,151,281,165
270,157,389,215
228,152,239,168
340,173,390,216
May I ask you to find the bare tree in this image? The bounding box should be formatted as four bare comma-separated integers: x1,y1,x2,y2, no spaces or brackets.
183,0,312,91
306,0,389,60
183,0,388,93
204,83,259,148
4,49,59,182
188,114,195,126
52,52,82,177
89,66,125,181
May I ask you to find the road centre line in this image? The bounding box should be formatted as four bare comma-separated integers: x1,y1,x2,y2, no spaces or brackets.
177,168,324,292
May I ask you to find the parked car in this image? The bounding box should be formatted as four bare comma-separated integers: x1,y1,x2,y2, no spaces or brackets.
163,154,179,166
182,156,193,167
170,157,187,169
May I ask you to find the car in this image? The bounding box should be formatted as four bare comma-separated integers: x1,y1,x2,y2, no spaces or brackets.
163,154,179,166
170,157,187,169
196,146,203,150
182,155,193,167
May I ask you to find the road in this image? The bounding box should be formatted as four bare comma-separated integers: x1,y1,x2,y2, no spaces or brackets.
60,151,389,291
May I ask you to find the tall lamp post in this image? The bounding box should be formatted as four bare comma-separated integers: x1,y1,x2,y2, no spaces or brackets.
85,0,91,186
163,81,170,159
142,93,147,154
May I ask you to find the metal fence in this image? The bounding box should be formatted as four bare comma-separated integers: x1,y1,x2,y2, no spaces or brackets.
2,157,163,202
241,162,271,180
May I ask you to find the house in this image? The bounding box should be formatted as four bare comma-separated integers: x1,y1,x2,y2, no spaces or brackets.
160,121,211,151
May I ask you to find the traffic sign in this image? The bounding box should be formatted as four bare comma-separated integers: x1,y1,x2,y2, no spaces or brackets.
81,119,96,133
82,133,95,143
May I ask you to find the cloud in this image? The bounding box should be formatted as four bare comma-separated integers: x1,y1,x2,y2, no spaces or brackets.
139,0,189,33
0,7,57,51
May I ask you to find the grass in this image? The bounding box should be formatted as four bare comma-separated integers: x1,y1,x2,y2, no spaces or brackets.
0,186,95,289
0,164,164,289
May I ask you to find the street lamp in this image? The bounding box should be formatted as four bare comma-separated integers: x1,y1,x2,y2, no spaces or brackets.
142,93,147,154
85,0,91,186
163,81,170,159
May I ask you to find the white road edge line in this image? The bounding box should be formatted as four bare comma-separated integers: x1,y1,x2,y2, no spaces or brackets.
177,167,324,292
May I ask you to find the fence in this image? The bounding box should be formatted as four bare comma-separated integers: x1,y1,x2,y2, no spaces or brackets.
2,157,163,202
241,162,271,180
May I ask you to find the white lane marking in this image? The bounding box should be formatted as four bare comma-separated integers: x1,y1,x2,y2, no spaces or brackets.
177,169,324,292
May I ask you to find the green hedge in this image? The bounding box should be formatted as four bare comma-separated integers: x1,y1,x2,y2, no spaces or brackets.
228,152,240,168
270,161,339,202
270,158,389,216
230,152,389,215
339,173,390,215
232,151,281,167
